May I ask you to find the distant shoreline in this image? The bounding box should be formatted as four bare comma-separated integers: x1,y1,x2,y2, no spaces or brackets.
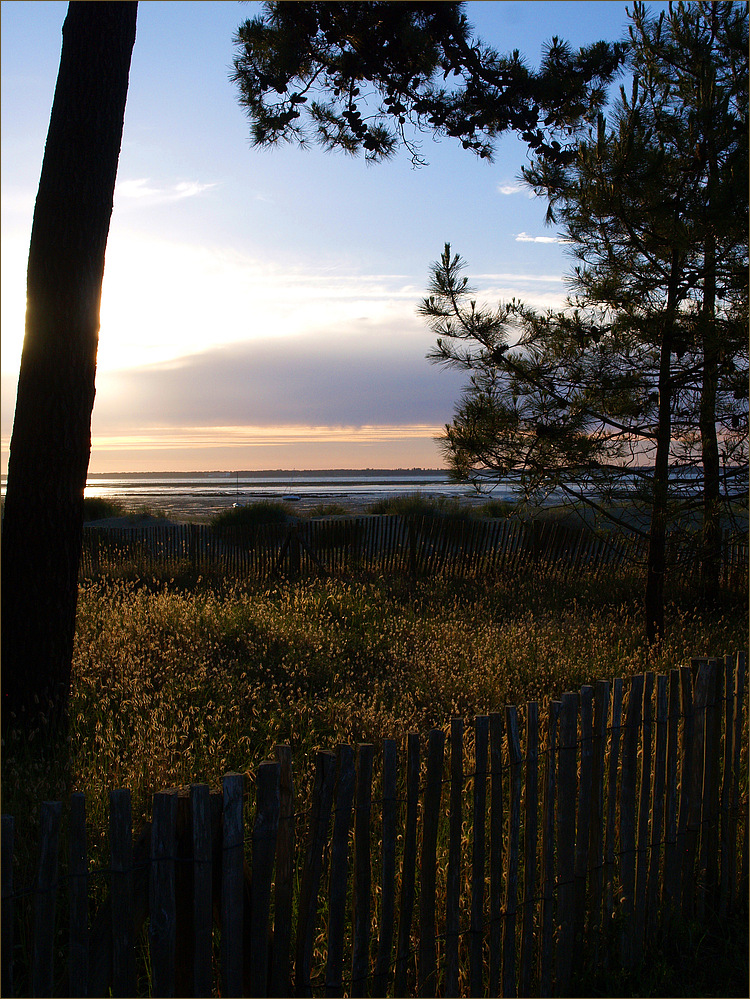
68,469,478,523
81,468,448,479
1,468,450,485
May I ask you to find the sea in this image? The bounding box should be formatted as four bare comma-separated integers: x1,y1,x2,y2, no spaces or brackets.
2,466,726,522
45,469,522,520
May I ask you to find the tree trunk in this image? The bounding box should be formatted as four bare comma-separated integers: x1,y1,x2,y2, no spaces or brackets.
699,226,722,599
1,2,137,735
644,250,680,646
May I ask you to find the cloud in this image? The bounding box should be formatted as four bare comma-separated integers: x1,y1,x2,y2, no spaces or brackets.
89,424,444,451
93,229,439,374
90,319,468,435
114,178,217,207
515,232,571,244
497,182,536,198
474,272,565,284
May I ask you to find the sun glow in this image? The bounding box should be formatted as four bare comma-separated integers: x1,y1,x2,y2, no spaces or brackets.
95,229,427,373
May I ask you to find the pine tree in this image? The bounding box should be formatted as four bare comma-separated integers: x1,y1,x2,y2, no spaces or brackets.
232,1,626,166
423,3,748,643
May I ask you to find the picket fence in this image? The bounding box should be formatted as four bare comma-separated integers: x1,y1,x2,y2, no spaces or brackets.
3,653,747,998
80,514,749,584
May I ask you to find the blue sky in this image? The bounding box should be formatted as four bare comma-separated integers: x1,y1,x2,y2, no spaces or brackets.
1,1,658,472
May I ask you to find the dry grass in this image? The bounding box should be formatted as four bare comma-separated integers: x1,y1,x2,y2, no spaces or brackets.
1,564,746,996
6,566,746,839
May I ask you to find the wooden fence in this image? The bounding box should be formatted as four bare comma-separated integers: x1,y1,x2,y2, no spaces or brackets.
80,515,749,584
3,653,747,997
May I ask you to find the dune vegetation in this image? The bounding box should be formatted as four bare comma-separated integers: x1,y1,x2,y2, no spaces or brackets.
4,559,746,851
2,518,747,998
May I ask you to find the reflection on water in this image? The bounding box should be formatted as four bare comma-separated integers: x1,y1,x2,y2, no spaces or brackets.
3,467,719,521
0,470,504,519
74,471,496,518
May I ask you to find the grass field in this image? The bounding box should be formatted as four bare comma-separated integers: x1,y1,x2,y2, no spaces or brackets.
2,557,747,996
4,563,746,834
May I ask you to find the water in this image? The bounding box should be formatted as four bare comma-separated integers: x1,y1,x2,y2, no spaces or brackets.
73,470,516,519
3,466,730,522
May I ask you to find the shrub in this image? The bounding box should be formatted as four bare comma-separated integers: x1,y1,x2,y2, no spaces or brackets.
367,492,469,519
211,500,294,528
308,503,349,518
125,504,168,522
475,498,517,519
83,496,125,521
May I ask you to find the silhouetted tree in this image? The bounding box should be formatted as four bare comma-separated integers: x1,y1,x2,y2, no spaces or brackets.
2,2,138,735
2,1,625,739
231,1,626,166
423,3,748,643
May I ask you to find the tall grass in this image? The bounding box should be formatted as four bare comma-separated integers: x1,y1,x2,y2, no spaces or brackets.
210,500,293,527
1,564,746,997
82,496,125,520
3,567,745,845
366,491,469,518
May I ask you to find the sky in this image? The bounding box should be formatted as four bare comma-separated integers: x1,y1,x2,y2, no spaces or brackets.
1,1,659,473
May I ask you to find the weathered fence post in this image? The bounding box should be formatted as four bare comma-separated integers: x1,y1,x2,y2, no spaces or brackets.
677,665,695,917
662,670,681,920
489,710,504,998
395,733,420,997
554,692,578,996
31,800,62,998
470,715,489,998
149,789,177,998
109,789,136,998
352,744,374,998
519,701,539,998
728,652,746,911
374,739,398,998
646,674,669,937
419,729,445,998
296,751,336,997
719,656,736,917
633,672,655,958
619,674,644,971
69,793,89,997
574,686,594,950
250,761,281,998
502,706,523,999
539,700,560,997
587,681,610,964
408,518,418,584
325,745,355,998
190,784,213,999
700,658,723,917
603,678,624,938
445,718,463,998
684,662,712,920
188,522,199,572
287,528,301,579
271,744,295,998
221,773,245,999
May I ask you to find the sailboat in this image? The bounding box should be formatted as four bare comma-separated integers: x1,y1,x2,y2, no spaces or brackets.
232,470,246,508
